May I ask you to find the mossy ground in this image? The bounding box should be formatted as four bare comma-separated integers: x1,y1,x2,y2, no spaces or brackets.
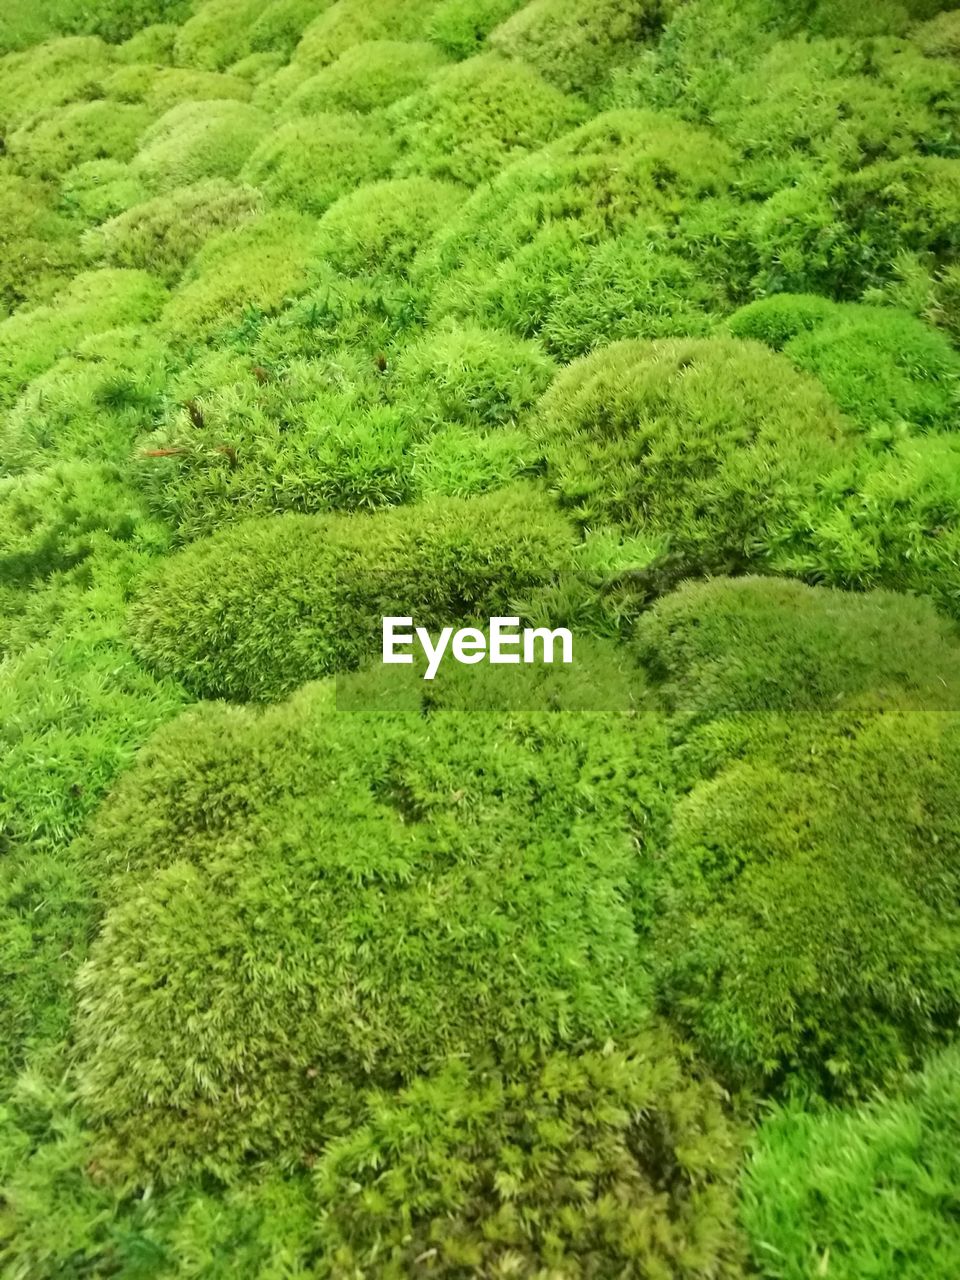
2,1,960,1275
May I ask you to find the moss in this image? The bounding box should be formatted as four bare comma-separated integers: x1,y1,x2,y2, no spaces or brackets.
636,575,960,728
0,269,166,408
0,172,81,317
292,0,427,70
87,179,264,283
426,0,528,58
59,159,147,225
240,114,393,217
314,1033,746,1278
172,0,275,70
424,109,731,331
132,99,270,193
0,37,112,128
652,709,960,1095
314,177,464,275
391,53,585,186
6,102,153,180
0,326,170,472
280,40,447,116
73,690,650,1178
131,486,574,701
143,67,253,112
114,21,179,64
489,0,672,96
742,1046,960,1279
392,323,556,428
158,209,317,344
538,336,853,571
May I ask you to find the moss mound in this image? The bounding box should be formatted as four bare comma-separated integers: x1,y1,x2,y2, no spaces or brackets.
281,40,447,115
240,114,393,216
651,709,960,1095
742,1046,960,1279
73,690,653,1178
314,1032,745,1278
637,576,960,727
391,53,584,186
131,487,574,701
538,336,853,571
86,180,263,283
132,100,270,193
314,177,465,275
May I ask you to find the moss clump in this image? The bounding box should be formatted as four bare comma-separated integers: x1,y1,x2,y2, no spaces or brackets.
0,463,153,587
58,159,147,225
0,269,166,408
730,297,960,431
0,173,81,317
87,180,263,284
489,0,672,95
292,0,427,70
240,114,393,216
142,67,253,113
314,177,464,275
538,337,853,572
132,100,270,193
172,0,279,70
73,691,651,1178
131,486,574,701
651,707,960,1096
6,102,152,181
314,1033,746,1278
426,0,528,58
159,210,318,343
392,323,556,428
0,37,112,128
0,326,170,472
540,225,720,359
391,54,584,186
281,40,447,115
636,575,960,728
424,109,731,332
792,434,960,618
742,1046,960,1279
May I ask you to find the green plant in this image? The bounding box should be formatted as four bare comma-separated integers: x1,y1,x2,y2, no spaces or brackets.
426,0,527,58
538,337,853,571
132,100,270,193
742,1045,960,1279
390,54,584,186
240,114,393,216
281,40,447,115
130,486,575,701
314,177,464,275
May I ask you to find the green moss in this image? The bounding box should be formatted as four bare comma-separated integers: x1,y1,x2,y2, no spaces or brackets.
314,177,464,274
280,40,447,115
636,575,960,728
652,709,960,1095
87,180,263,283
538,337,853,572
314,1032,746,1278
131,486,574,701
489,0,672,95
159,210,318,342
143,67,253,112
0,38,112,127
73,690,650,1178
0,326,170,472
240,114,393,216
292,0,427,70
742,1046,960,1279
59,159,147,225
424,109,731,331
172,0,275,70
913,9,960,57
6,102,153,180
132,100,270,193
0,172,81,317
426,0,528,58
541,225,720,359
0,269,166,408
791,434,960,618
391,54,584,187
392,323,556,428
